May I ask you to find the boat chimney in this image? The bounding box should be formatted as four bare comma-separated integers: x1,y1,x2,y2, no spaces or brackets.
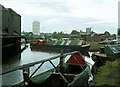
100,47,105,54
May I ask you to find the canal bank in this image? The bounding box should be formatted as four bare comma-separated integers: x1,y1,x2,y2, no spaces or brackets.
89,58,120,87
89,43,120,87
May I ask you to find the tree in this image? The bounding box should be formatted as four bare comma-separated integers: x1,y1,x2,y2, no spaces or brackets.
28,32,34,40
58,31,64,39
111,34,116,39
104,31,111,38
29,32,33,36
71,30,79,35
52,32,58,38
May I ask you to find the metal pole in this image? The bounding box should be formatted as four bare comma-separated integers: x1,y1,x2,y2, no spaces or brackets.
49,60,69,84
59,50,65,74
30,62,44,78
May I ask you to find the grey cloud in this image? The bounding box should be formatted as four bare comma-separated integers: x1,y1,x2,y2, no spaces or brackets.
28,2,72,13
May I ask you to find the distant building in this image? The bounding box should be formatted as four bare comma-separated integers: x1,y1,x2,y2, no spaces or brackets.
86,28,91,35
117,1,120,44
0,5,21,36
32,21,40,35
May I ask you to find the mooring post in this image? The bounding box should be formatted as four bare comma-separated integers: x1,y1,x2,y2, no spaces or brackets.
23,67,30,87
60,50,64,74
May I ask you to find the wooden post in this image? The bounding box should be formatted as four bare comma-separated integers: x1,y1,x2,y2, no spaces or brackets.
60,50,64,74
23,67,30,87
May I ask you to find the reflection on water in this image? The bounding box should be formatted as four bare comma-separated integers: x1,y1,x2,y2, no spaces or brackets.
2,45,93,85
2,45,59,85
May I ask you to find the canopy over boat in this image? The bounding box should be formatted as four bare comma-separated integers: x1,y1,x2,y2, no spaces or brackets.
66,52,86,65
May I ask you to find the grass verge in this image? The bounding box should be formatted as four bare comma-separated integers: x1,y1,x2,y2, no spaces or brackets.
87,41,105,52
89,58,120,86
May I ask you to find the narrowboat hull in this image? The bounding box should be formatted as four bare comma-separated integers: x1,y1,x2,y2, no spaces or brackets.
30,44,91,55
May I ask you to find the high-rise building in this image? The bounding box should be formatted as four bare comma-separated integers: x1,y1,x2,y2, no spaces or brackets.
117,1,120,44
32,21,40,35
86,28,91,35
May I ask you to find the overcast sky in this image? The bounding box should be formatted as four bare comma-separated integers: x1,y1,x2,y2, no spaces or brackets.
1,0,120,34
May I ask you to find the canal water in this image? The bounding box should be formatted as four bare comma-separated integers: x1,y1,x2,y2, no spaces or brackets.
2,44,94,85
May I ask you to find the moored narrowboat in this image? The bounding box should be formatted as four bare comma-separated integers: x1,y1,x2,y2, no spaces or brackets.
30,39,91,55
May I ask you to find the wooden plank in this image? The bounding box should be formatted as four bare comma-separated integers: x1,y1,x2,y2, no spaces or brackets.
93,52,107,58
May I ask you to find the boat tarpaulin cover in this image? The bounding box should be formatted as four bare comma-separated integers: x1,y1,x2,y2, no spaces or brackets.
105,45,120,54
78,40,83,45
66,52,86,65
